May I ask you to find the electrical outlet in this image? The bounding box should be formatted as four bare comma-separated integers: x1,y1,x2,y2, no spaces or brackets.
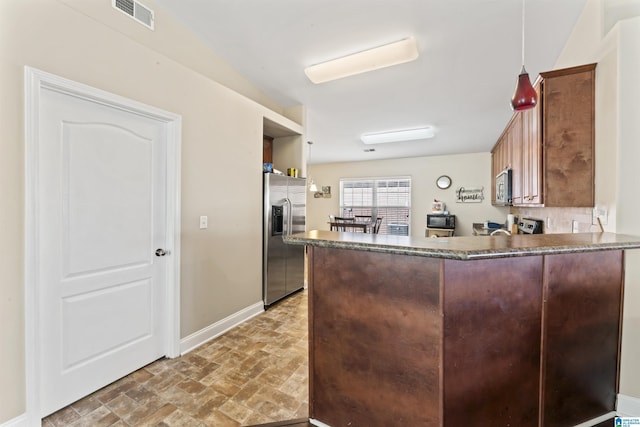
592,207,608,225
572,220,579,233
199,215,208,229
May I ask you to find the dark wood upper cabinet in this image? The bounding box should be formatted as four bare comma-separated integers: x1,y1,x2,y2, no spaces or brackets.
491,111,522,205
522,84,542,205
540,63,596,207
263,135,273,164
492,63,596,207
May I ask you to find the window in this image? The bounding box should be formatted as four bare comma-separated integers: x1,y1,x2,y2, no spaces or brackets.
340,176,411,235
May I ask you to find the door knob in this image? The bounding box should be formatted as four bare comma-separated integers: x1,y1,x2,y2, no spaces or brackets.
155,248,168,257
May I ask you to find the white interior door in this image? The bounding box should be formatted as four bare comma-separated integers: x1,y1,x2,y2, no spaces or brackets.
37,84,170,416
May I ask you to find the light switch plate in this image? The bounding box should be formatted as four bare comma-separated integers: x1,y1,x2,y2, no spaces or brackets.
199,215,208,229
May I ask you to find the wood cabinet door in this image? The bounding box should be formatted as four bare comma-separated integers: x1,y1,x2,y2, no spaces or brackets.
509,113,523,205
541,65,595,207
491,125,512,205
491,139,504,204
263,135,273,163
521,84,542,205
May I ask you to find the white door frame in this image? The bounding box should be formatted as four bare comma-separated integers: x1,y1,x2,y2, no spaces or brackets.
23,66,182,424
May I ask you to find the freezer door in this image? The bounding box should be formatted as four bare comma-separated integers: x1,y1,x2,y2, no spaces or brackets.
288,177,306,235
286,177,306,293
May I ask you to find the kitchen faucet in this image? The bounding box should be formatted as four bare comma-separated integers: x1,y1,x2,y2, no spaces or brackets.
490,229,512,236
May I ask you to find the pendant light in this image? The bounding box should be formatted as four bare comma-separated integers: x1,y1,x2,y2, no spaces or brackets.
511,0,537,111
307,141,318,192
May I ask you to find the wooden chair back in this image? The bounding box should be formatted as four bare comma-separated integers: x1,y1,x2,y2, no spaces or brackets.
373,217,383,234
330,216,356,231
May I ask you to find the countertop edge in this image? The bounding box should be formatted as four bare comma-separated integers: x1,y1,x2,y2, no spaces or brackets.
284,231,640,260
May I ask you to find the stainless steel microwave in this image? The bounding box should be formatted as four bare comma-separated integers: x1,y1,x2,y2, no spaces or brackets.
495,169,512,205
427,214,456,229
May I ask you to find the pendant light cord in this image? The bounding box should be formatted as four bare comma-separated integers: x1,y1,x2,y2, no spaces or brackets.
521,0,526,67
307,141,316,190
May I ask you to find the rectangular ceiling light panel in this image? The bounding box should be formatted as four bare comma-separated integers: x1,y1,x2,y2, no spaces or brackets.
361,127,435,145
304,37,418,84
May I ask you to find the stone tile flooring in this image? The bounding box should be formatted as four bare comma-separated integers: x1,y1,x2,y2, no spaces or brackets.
43,291,309,427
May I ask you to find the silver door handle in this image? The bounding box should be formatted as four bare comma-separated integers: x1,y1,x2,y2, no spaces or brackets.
155,248,169,256
284,198,293,237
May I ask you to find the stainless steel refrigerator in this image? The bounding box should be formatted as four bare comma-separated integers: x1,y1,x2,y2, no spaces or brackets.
263,174,306,307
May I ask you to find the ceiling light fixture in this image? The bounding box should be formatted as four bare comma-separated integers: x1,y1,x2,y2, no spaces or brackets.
361,126,435,145
511,0,537,111
304,37,419,84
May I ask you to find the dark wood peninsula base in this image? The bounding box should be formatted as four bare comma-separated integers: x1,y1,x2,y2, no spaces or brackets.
285,231,640,427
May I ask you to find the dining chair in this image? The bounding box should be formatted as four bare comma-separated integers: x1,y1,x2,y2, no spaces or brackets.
373,217,383,234
331,216,356,231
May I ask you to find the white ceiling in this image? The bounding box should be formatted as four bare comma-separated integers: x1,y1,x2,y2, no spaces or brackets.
153,0,588,164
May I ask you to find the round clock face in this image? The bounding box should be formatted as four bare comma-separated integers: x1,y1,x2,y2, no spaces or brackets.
436,175,452,189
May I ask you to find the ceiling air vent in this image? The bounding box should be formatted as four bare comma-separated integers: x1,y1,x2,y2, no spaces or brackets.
113,0,154,30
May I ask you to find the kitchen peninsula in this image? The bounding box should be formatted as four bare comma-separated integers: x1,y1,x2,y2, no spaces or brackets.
285,231,640,427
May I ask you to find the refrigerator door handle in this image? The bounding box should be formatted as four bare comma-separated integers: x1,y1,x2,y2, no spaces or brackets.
283,198,293,237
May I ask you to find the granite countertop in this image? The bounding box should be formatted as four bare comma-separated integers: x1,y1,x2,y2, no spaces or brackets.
284,230,640,260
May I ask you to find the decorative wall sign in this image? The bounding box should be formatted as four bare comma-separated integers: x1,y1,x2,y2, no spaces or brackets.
315,185,332,198
456,186,484,203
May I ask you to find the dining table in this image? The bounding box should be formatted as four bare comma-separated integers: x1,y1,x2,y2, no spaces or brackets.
329,221,370,233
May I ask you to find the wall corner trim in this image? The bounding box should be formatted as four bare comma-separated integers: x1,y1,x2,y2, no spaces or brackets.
618,393,640,416
179,301,264,355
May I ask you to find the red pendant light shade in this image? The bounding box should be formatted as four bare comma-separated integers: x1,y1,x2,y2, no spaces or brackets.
511,0,537,111
511,65,537,111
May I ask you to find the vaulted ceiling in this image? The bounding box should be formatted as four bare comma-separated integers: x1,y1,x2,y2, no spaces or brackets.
154,0,588,164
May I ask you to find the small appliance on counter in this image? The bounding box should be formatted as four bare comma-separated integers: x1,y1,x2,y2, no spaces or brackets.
518,218,544,234
426,214,456,237
495,169,512,205
427,214,456,229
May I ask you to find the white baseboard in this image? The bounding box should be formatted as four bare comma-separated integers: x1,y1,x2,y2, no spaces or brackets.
618,393,640,416
0,414,28,427
179,301,264,355
573,411,617,426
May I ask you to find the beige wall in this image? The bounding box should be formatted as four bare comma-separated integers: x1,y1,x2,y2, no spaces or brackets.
616,17,640,400
553,0,640,400
307,153,509,237
0,0,297,422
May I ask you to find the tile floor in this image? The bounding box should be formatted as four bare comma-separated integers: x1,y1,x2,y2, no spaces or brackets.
43,290,309,427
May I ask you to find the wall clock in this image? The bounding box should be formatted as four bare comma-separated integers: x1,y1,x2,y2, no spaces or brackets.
436,175,452,189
